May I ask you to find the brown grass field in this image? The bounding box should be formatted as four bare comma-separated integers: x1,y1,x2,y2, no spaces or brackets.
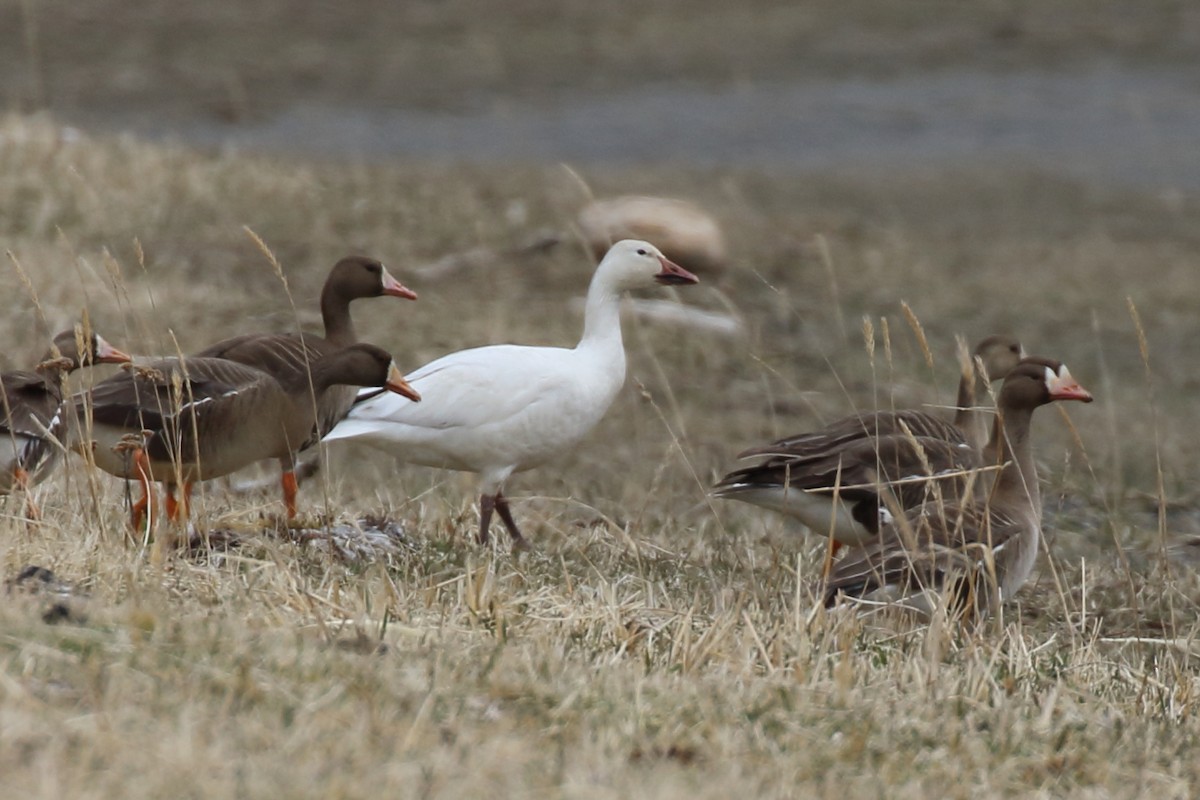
4,3,1200,798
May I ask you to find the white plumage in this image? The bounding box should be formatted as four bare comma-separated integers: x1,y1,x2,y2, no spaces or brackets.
324,239,699,547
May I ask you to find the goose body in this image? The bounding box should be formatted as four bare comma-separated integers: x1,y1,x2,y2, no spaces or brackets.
821,358,1093,616
577,195,727,277
74,344,418,524
0,329,131,502
193,255,416,445
325,239,699,547
714,335,1024,545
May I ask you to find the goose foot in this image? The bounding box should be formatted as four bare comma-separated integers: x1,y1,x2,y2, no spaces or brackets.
479,492,530,550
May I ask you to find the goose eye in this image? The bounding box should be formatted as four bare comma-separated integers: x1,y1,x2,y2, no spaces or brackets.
636,248,648,256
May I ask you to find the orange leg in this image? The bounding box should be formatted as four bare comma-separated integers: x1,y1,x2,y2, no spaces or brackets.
165,482,194,522
12,467,41,521
129,448,159,531
821,537,844,582
281,470,298,518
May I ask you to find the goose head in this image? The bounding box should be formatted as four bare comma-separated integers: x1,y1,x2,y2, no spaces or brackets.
313,343,422,403
598,239,699,292
998,357,1094,409
37,327,132,373
974,334,1026,382
326,256,417,301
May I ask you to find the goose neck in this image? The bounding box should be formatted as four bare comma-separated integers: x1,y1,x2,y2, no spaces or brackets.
989,405,1040,511
320,288,356,348
577,272,625,354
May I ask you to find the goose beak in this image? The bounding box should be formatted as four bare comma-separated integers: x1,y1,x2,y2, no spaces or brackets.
380,266,418,301
654,256,699,286
1048,369,1093,403
95,335,134,364
385,363,421,402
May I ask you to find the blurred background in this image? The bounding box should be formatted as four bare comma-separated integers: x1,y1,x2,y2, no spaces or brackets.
4,0,1199,187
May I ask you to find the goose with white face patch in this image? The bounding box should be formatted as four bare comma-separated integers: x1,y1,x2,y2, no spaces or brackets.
0,327,131,516
70,344,419,528
713,335,1026,547
324,239,699,549
820,357,1093,617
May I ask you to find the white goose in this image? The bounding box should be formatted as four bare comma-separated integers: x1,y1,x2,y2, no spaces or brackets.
324,239,699,547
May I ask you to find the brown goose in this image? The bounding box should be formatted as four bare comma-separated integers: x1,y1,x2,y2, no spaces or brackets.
74,343,419,527
713,335,1025,546
193,255,417,445
820,358,1093,617
0,328,131,512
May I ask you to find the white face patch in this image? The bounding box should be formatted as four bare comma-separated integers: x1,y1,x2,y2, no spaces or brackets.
1045,364,1073,389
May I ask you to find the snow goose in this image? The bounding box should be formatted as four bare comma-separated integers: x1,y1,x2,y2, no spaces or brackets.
74,344,419,527
713,335,1025,547
821,357,1093,617
0,327,131,515
324,239,699,548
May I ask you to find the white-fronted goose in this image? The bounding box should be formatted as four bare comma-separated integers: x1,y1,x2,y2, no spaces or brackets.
193,255,417,445
324,240,699,549
0,328,131,513
75,343,419,527
820,357,1093,617
713,335,1025,546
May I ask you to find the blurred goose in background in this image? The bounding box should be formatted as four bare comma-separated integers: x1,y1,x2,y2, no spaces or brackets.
821,357,1093,617
325,239,699,549
577,195,727,278
74,344,419,528
0,327,131,516
194,255,417,447
713,335,1025,547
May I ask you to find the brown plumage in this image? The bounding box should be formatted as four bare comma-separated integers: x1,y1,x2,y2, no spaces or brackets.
820,357,1093,617
73,343,419,526
193,255,417,445
0,328,131,510
713,335,1025,546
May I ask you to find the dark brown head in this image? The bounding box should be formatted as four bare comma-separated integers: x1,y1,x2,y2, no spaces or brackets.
973,334,1026,382
997,357,1094,410
324,256,417,302
37,328,132,373
312,343,421,402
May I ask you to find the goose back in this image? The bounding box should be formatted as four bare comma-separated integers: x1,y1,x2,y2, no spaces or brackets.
1,329,131,491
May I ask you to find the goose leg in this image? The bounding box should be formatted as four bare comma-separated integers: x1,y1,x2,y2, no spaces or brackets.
478,494,496,544
493,492,530,550
12,467,40,521
281,470,299,518
820,537,842,583
129,447,158,531
165,482,193,522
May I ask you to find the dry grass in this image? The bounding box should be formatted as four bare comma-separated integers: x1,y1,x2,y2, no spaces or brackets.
2,114,1200,797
